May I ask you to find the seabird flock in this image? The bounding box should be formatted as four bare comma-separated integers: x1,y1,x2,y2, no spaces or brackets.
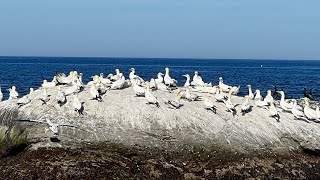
0,67,320,127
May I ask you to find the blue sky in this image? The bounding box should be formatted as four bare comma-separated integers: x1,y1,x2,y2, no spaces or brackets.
0,0,319,60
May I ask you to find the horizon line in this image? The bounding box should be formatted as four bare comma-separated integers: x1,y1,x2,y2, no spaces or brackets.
0,55,319,61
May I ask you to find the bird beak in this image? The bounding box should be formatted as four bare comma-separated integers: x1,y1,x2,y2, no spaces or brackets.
182,75,187,77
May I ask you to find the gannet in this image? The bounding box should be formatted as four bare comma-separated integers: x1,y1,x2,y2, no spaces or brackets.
129,68,145,85
241,96,251,115
156,81,171,92
17,91,31,108
182,74,191,87
269,100,280,122
73,93,84,115
264,90,273,104
176,88,186,99
110,69,121,81
224,91,237,116
63,83,78,96
215,88,226,102
155,72,164,84
255,97,269,108
42,79,56,89
38,87,51,105
191,71,199,86
254,89,262,100
278,91,294,111
110,73,125,90
164,67,177,87
247,85,254,99
8,86,19,100
203,93,217,113
79,73,84,86
72,72,83,91
55,71,73,85
144,81,160,108
218,77,231,92
185,87,200,101
291,99,305,119
97,83,108,96
89,83,102,102
304,88,315,101
230,85,240,95
0,87,3,102
303,98,318,120
165,95,183,109
133,82,146,97
56,86,67,107
29,88,34,94
149,78,157,89
14,118,77,137
99,73,112,85
316,106,320,119
87,75,100,86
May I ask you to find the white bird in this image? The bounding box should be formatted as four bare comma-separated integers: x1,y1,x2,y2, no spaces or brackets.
255,97,269,108
247,85,254,99
191,71,199,86
182,74,191,88
38,87,51,105
56,86,66,107
17,93,31,108
278,91,294,111
264,90,273,104
156,82,170,92
55,71,73,85
110,73,125,90
269,100,280,122
155,72,164,84
0,86,3,102
241,96,251,115
97,83,108,96
63,83,78,96
110,69,121,81
73,93,84,115
144,81,160,108
132,82,146,97
164,67,177,87
99,73,112,85
185,87,200,101
8,86,19,100
90,83,102,102
291,99,305,119
42,79,56,89
224,91,237,116
165,95,183,109
218,77,231,92
203,93,217,113
129,68,145,85
214,88,226,102
87,75,100,86
230,85,240,95
254,89,262,100
303,98,318,120
13,119,77,137
149,78,157,89
176,88,186,99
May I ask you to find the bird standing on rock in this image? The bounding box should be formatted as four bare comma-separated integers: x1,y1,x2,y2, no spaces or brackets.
144,81,160,108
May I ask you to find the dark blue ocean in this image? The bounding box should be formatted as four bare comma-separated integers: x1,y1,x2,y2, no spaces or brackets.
0,56,319,100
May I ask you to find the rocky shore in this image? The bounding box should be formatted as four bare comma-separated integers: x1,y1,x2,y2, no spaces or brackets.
0,85,320,178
